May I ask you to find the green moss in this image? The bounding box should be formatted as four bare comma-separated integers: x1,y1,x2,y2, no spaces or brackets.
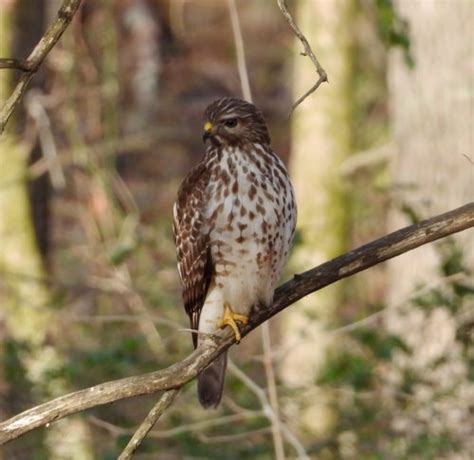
318,352,373,390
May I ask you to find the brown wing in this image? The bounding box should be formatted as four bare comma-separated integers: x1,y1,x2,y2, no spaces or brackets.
173,161,214,348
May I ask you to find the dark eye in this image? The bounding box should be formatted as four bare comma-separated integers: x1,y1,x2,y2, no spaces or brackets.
223,118,238,128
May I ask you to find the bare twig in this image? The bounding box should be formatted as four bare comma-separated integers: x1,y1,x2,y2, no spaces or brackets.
198,426,272,444
0,73,34,130
227,3,286,458
329,271,469,336
0,203,472,444
0,58,29,71
25,90,66,189
91,410,264,440
117,389,180,460
25,127,188,183
339,143,394,176
227,0,253,102
0,0,82,134
462,153,474,165
261,324,286,460
276,0,328,113
228,360,309,459
114,266,164,356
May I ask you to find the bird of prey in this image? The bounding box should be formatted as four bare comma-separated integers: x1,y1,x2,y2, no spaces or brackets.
173,97,297,408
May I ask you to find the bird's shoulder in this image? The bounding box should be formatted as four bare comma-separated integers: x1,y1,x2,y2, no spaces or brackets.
175,154,215,216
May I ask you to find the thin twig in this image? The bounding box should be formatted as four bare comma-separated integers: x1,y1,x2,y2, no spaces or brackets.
227,2,286,457
114,266,164,356
228,360,310,459
339,143,394,176
261,324,286,460
0,0,82,134
0,58,29,71
462,153,474,165
90,410,264,439
276,0,328,114
227,0,253,102
198,426,272,444
0,73,34,130
329,271,469,336
117,389,180,460
0,203,472,444
25,90,66,189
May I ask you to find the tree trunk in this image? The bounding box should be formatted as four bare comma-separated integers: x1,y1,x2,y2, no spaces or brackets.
387,0,473,301
279,0,354,438
385,1,474,453
0,2,93,458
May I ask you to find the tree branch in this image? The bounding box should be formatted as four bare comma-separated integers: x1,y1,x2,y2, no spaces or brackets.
0,0,82,135
0,203,472,445
117,389,180,460
0,58,29,71
276,0,328,113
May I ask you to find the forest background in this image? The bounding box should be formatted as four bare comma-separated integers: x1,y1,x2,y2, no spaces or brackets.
0,0,473,459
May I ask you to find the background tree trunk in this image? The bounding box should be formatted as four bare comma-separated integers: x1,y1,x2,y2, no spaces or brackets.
384,2,474,452
0,2,93,458
279,0,354,438
387,0,473,301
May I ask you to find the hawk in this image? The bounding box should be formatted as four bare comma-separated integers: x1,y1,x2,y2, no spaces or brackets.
173,97,297,408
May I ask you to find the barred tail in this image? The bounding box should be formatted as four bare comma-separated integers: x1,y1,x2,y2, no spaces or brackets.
197,351,227,409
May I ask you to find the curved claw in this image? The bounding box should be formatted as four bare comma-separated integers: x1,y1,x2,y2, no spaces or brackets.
219,303,249,343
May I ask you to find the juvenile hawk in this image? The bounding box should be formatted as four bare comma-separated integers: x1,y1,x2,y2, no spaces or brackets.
173,98,297,408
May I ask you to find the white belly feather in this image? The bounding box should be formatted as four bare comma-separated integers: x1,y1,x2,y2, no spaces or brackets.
198,145,296,338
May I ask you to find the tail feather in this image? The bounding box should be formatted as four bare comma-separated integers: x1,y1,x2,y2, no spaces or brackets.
198,351,227,409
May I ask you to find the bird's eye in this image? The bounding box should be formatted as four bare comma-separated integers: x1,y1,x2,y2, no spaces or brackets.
223,118,238,128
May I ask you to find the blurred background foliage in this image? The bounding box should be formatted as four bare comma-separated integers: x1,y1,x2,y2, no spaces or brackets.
0,0,472,459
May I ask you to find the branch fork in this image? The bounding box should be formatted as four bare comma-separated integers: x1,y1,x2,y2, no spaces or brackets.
0,0,82,134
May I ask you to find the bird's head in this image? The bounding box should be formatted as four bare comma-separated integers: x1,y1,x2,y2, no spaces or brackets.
203,97,271,148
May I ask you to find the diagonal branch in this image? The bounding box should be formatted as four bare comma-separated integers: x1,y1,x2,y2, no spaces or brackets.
276,0,328,113
0,0,82,134
117,389,180,460
0,203,472,445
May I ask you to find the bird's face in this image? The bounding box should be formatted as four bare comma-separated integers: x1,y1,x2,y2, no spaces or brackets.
203,97,271,147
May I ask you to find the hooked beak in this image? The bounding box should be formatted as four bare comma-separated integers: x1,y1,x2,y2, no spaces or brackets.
202,121,213,143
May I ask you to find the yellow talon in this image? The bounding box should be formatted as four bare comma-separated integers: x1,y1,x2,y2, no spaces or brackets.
219,303,248,342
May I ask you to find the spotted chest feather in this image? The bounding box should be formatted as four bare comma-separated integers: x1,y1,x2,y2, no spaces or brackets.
201,143,296,312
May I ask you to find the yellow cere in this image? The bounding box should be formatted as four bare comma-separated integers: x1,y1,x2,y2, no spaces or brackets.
204,121,213,132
